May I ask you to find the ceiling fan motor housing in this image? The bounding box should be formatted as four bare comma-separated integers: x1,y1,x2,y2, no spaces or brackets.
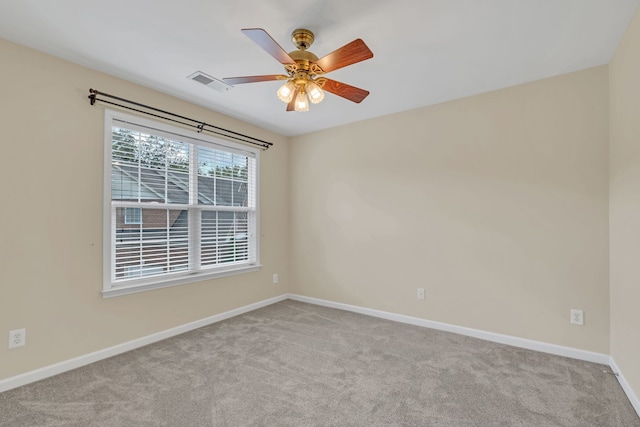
291,28,314,50
289,50,319,72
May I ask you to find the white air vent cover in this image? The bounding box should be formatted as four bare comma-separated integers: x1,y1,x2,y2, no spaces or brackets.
187,71,232,92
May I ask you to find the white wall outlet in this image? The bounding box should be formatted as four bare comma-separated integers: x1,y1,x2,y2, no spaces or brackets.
570,309,584,326
273,273,279,284
8,328,26,349
417,288,425,300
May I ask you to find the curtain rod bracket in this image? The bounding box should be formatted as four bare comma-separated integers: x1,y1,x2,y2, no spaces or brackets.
88,88,97,105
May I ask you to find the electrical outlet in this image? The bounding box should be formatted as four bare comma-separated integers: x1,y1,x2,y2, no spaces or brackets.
8,328,26,349
417,288,425,300
570,309,584,326
272,273,278,284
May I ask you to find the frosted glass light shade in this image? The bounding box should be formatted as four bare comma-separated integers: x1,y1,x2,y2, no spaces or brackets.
307,81,325,104
294,91,309,112
276,81,295,103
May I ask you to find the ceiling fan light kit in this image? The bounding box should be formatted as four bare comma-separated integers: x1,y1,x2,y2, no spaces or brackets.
223,28,373,112
307,81,325,104
276,81,296,103
295,90,309,112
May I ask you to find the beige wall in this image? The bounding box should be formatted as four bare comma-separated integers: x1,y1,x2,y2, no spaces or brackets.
290,66,610,353
610,5,640,404
0,38,290,380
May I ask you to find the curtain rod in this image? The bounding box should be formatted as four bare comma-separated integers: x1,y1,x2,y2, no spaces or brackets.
88,89,273,150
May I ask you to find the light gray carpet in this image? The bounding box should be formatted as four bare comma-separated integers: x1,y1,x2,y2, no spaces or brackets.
0,300,638,426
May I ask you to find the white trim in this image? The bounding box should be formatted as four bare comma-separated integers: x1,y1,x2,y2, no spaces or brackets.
252,153,260,270
102,264,262,298
0,295,287,393
610,357,640,418
286,294,611,365
103,112,113,289
2,293,631,407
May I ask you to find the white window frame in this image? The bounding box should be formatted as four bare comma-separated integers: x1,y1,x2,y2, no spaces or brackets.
103,110,261,298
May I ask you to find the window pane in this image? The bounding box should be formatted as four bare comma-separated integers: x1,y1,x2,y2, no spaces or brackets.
201,211,218,266
112,128,190,203
168,209,189,272
166,141,190,204
201,211,248,267
114,208,189,280
111,128,139,201
197,146,249,206
112,128,137,165
167,170,189,204
139,167,165,203
198,175,216,205
216,178,233,206
233,181,248,207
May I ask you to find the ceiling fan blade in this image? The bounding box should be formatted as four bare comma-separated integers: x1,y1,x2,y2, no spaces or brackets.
321,79,370,103
223,75,288,85
241,28,295,65
286,89,299,111
314,39,373,73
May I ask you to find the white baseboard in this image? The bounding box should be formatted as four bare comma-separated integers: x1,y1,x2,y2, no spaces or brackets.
292,292,637,418
0,294,288,393
2,291,631,417
286,294,611,365
610,357,640,417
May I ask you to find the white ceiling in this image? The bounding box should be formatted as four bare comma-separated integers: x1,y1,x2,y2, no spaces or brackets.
0,0,638,137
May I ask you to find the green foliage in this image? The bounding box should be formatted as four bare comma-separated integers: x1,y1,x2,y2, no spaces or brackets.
209,164,248,179
112,128,189,171
198,161,248,180
112,128,249,178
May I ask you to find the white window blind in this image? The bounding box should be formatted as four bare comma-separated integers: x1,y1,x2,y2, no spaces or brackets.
103,111,260,297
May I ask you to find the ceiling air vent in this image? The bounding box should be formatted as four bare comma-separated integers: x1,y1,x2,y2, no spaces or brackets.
187,71,232,93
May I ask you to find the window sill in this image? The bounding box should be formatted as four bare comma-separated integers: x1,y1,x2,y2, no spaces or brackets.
102,264,262,298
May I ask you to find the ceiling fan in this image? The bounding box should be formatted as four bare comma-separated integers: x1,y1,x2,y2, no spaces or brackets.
223,28,374,112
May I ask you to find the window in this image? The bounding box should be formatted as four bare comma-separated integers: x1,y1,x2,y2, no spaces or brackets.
103,110,260,297
124,207,141,224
